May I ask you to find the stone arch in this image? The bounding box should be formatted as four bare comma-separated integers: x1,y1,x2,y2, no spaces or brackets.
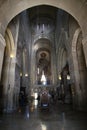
6,28,15,51
0,0,87,37
71,28,87,110
71,28,81,87
34,38,52,51
5,28,15,56
71,28,82,92
56,29,70,79
35,48,51,85
31,37,56,87
2,27,15,112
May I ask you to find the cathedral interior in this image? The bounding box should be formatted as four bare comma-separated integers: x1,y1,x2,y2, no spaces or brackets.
0,0,87,130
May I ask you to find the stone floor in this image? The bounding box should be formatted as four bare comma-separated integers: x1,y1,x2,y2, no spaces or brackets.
0,100,87,130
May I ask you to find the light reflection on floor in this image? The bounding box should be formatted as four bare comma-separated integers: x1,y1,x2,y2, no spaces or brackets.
0,102,87,130
30,99,38,112
34,100,38,108
41,123,47,130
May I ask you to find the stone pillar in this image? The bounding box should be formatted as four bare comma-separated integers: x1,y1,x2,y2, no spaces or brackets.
63,70,67,93
2,56,10,112
7,57,16,112
0,34,6,80
51,46,58,87
82,37,87,66
71,37,87,111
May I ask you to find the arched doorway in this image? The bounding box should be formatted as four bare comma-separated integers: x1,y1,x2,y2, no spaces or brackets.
0,2,86,111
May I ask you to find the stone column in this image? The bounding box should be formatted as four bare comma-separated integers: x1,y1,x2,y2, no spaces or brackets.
7,57,16,112
0,34,6,80
51,45,58,87
82,37,87,66
2,56,10,112
71,38,87,111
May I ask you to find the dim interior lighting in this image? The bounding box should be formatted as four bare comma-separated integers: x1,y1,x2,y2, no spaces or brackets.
37,68,39,74
41,71,46,82
59,75,61,80
39,36,41,39
34,100,38,109
10,54,14,58
34,92,38,99
25,73,28,77
20,72,22,77
41,123,47,130
34,93,38,109
67,74,70,80
41,71,47,85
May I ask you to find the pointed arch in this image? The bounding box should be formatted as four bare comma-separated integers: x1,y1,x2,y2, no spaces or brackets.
0,0,87,37
4,27,15,59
